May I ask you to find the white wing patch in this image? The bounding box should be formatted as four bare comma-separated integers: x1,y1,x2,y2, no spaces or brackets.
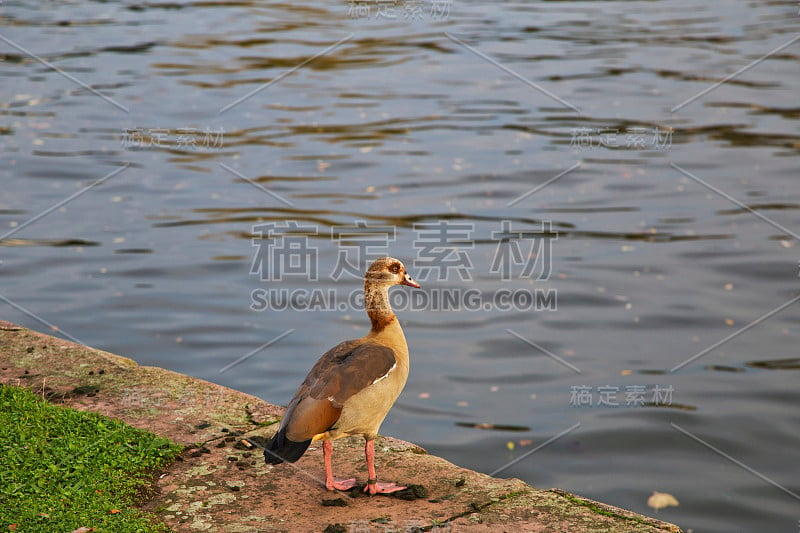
371,362,397,385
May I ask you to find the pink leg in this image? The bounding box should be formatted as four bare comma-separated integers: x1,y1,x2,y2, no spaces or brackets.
323,440,357,491
363,439,406,495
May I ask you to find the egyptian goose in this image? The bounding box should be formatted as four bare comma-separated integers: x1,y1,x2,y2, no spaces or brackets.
264,257,420,495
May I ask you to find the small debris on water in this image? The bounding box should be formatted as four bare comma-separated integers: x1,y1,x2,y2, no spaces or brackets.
647,491,679,511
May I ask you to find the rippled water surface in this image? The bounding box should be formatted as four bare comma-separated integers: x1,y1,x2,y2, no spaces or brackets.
3,1,800,531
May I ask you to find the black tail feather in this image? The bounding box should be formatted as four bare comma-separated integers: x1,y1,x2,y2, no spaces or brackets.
264,427,311,464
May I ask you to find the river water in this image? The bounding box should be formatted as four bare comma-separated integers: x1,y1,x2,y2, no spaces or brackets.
2,1,799,531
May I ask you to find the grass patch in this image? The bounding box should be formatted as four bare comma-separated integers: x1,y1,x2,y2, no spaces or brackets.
0,385,182,532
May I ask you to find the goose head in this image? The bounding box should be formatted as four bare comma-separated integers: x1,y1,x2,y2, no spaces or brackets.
365,257,420,288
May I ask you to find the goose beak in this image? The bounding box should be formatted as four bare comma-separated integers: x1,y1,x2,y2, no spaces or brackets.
401,272,420,288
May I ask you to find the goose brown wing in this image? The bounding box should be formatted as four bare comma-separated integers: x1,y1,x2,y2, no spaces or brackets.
282,341,396,442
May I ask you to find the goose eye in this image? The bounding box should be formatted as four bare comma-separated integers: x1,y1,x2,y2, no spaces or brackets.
389,263,400,274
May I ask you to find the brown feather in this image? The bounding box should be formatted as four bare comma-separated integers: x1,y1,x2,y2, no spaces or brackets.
284,396,342,442
309,343,396,405
279,341,396,442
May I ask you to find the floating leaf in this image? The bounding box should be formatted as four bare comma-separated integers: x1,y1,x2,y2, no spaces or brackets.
745,358,800,370
647,491,679,511
642,402,697,411
455,422,530,432
704,365,744,373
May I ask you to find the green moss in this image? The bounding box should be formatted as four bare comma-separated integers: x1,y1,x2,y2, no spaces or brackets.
498,489,533,501
0,385,182,532
555,491,657,527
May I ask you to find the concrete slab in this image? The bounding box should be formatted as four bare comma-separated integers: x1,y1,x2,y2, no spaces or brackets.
0,321,682,533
